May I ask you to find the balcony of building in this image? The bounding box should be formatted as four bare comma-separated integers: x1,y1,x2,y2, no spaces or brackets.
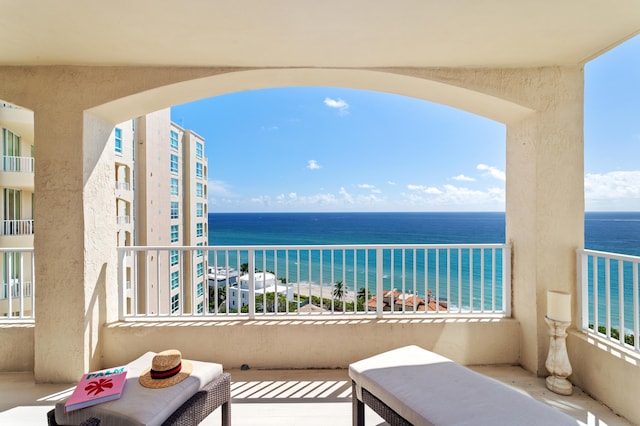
1,2,639,424
1,245,639,424
0,365,633,425
0,102,34,141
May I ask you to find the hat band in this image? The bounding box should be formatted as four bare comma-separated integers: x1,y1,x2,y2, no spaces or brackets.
150,363,182,380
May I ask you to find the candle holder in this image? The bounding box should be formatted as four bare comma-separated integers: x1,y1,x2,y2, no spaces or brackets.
545,316,573,395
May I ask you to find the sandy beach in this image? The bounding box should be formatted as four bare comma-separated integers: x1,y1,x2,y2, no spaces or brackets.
290,282,357,303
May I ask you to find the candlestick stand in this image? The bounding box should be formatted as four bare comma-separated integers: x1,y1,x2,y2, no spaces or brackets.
545,316,573,395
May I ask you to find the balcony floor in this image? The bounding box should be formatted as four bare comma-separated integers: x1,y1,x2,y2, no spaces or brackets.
0,366,631,425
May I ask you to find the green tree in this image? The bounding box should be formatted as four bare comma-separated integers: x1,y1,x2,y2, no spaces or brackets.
240,263,249,274
333,281,346,304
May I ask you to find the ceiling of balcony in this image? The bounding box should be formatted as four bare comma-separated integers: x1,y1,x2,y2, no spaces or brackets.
1,1,639,68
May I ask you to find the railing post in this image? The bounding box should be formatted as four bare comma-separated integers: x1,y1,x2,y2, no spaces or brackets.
376,248,383,318
503,244,512,317
248,249,255,320
117,248,125,320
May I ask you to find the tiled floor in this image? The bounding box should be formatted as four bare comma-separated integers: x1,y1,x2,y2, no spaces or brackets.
0,366,632,425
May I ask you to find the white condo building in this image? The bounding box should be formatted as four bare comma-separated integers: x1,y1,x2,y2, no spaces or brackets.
1,103,208,318
229,272,292,311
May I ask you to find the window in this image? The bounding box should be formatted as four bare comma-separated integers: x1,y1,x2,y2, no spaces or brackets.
171,201,179,219
196,223,203,237
196,183,203,198
170,154,179,174
197,282,204,297
171,271,179,290
114,128,122,154
170,178,179,196
197,262,204,278
170,130,179,150
196,142,203,159
196,203,203,218
196,162,203,178
170,250,179,266
171,294,180,314
171,225,179,242
196,242,203,258
197,302,204,314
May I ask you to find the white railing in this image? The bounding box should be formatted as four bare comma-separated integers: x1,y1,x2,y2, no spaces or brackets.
0,248,35,320
577,249,640,353
1,156,34,173
0,219,34,236
116,181,130,191
118,244,511,320
116,216,130,225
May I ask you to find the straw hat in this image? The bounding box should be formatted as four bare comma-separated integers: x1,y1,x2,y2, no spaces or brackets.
139,349,193,389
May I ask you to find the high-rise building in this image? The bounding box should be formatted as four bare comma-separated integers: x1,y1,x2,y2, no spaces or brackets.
1,103,208,317
0,102,35,316
113,108,208,316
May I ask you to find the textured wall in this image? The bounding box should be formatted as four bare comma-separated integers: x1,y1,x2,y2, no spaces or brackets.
102,319,521,369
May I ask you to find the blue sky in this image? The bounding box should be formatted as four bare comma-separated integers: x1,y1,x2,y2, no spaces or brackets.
171,36,639,213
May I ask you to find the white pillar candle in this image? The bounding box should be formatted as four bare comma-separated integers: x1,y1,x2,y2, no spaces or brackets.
547,291,571,322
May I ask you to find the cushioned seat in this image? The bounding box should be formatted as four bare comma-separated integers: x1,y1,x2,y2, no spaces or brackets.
51,352,226,426
349,345,581,426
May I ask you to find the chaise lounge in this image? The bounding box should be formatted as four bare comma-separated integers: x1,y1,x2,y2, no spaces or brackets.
350,345,580,426
47,352,230,426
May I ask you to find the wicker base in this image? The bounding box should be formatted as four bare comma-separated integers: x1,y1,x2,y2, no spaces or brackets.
47,373,231,426
352,381,412,426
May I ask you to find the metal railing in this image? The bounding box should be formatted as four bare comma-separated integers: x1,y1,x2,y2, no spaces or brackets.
0,219,34,236
116,216,131,225
577,249,640,353
116,181,131,191
1,155,34,173
118,244,511,320
0,248,35,320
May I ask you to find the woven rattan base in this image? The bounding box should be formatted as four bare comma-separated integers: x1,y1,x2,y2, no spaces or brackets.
352,381,412,426
47,373,231,426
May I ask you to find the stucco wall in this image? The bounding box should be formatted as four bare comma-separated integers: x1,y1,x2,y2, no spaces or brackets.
102,318,520,370
0,324,34,372
568,331,640,425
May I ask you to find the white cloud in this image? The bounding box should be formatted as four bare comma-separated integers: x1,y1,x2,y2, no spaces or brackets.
477,164,506,181
307,160,322,170
339,187,354,204
452,174,475,182
207,180,234,197
402,183,505,210
324,97,350,115
407,184,442,194
387,181,396,186
358,184,375,189
260,125,279,132
584,171,640,205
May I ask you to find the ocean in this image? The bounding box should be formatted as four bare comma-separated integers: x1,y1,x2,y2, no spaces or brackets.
208,211,640,256
207,211,640,330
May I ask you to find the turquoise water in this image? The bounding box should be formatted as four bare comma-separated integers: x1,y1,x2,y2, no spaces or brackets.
208,212,640,321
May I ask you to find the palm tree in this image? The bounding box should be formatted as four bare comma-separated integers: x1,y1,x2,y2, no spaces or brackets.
357,287,368,302
333,280,346,303
240,263,249,274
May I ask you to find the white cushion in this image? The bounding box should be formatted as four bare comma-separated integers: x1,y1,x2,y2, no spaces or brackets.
349,345,580,426
55,352,223,426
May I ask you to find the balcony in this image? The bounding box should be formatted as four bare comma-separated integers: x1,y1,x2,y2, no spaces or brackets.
1,245,639,423
0,365,631,425
0,156,34,189
0,219,34,237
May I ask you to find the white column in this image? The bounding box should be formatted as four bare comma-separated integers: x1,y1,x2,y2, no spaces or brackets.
506,67,584,375
33,104,117,382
